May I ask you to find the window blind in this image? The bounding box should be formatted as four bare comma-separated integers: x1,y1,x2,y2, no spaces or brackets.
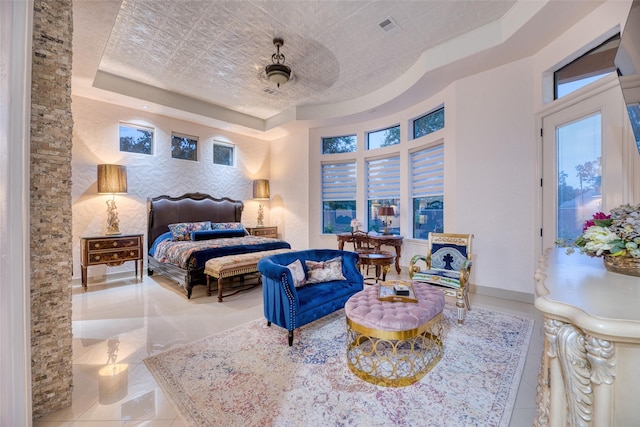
366,156,400,200
322,162,356,201
411,144,444,198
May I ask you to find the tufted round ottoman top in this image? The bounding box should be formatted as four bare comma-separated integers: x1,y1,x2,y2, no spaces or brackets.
345,282,444,333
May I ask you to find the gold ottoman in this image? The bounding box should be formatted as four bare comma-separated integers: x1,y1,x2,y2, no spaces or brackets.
344,281,445,387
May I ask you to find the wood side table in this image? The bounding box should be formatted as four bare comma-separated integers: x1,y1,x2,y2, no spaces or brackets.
337,233,403,273
246,226,278,239
80,234,143,289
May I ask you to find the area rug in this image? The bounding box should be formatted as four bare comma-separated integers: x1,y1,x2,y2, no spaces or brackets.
144,302,533,427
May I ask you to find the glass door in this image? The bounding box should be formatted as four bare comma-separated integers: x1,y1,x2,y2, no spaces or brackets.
541,82,633,251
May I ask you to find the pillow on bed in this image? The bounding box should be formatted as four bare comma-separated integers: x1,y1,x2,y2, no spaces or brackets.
210,222,245,231
168,221,212,241
305,256,346,284
190,229,247,241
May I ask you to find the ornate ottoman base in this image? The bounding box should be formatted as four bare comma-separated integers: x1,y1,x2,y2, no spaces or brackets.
345,282,445,387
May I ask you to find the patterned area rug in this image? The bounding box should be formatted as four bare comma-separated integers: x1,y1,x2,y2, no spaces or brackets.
144,302,533,427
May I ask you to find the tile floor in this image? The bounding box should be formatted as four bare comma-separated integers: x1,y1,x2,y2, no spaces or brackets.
33,269,543,426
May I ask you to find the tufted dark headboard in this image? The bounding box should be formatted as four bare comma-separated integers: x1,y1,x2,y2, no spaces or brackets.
147,193,244,251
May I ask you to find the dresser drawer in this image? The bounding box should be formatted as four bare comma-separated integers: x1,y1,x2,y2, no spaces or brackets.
87,236,141,251
247,226,277,238
87,248,141,265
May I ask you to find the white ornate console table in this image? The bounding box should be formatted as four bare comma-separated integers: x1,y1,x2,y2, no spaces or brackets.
534,248,640,427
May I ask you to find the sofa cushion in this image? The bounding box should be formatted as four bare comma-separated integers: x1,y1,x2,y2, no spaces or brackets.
287,259,307,288
305,256,346,284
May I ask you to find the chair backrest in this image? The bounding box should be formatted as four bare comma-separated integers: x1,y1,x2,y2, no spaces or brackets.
350,230,371,251
427,233,473,272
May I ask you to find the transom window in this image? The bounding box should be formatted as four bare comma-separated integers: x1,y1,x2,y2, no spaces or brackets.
322,134,357,154
213,142,235,166
119,122,153,155
554,34,619,99
413,107,444,140
367,125,400,150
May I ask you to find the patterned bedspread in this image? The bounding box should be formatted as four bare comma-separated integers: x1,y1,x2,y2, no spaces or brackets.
153,236,292,270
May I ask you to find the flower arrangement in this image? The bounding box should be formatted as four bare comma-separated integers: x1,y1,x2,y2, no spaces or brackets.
557,203,640,258
350,218,362,231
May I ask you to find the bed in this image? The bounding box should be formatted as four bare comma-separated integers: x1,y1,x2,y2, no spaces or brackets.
147,193,291,298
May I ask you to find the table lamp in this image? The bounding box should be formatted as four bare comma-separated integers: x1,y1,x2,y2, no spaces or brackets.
97,164,127,235
252,179,270,227
378,206,395,235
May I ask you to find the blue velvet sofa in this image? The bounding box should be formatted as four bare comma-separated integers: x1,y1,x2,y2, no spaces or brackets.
257,249,364,346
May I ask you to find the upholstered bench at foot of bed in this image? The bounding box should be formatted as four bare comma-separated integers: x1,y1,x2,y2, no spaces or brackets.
204,249,293,302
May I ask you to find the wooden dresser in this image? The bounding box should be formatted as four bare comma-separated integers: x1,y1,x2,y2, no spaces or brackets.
534,248,640,426
246,226,278,239
80,234,143,289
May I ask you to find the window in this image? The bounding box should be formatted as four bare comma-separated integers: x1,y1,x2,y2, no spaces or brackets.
171,132,198,161
322,135,357,154
554,34,619,99
322,162,356,234
213,142,234,166
413,107,444,140
366,156,400,234
556,113,602,241
367,125,400,149
411,144,444,239
119,123,153,155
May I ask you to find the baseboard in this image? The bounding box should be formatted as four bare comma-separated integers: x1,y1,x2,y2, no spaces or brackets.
471,284,534,304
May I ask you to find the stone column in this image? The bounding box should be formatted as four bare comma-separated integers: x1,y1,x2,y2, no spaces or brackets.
30,0,74,418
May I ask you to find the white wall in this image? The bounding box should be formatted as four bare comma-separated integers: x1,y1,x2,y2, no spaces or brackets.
269,129,310,251
453,58,536,294
71,96,271,282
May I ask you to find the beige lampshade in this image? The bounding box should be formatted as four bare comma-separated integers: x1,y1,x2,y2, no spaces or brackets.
97,164,127,194
253,179,270,200
378,206,394,217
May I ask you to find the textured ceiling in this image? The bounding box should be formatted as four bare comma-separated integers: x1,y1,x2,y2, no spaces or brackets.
97,0,515,119
73,0,606,137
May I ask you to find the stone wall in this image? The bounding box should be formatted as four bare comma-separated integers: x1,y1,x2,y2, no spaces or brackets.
30,0,74,417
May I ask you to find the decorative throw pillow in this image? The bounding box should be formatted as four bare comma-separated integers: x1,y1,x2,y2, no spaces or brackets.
287,259,307,288
210,222,245,230
305,256,346,284
168,221,211,241
190,229,246,241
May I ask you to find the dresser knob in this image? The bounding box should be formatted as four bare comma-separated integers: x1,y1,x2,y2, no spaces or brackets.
113,242,117,247
95,255,100,261
95,243,101,249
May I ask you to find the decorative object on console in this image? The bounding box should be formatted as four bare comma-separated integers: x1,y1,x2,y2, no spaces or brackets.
252,179,270,227
350,218,362,232
265,38,291,88
556,203,640,276
97,164,127,235
378,206,395,235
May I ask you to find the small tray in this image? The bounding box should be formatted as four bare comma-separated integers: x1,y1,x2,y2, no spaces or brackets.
377,280,418,303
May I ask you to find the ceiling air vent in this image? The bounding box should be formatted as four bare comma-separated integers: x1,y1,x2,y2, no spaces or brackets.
378,17,399,34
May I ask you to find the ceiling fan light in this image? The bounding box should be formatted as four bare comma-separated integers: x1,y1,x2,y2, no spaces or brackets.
265,37,292,88
265,63,291,86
